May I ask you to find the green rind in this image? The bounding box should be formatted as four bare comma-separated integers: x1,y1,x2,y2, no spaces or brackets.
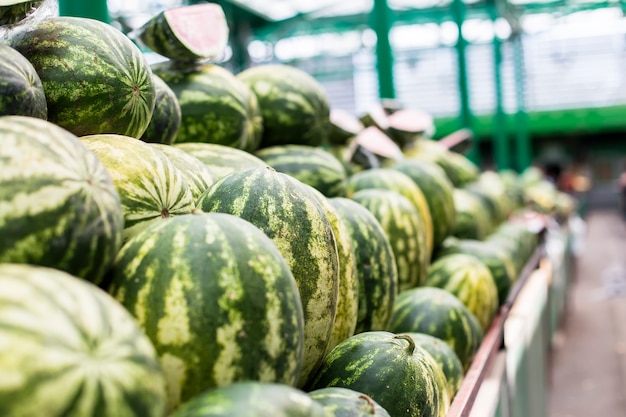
308,331,444,417
346,168,434,259
197,167,339,388
0,0,44,26
237,64,331,148
0,116,123,285
390,159,456,249
0,44,47,119
389,287,484,371
109,213,305,410
351,189,428,291
8,16,155,138
329,197,398,334
0,264,166,417
150,143,215,200
140,73,182,145
152,62,257,151
173,142,267,180
170,382,330,417
451,188,492,241
308,387,391,417
81,134,195,241
425,254,499,331
256,144,349,198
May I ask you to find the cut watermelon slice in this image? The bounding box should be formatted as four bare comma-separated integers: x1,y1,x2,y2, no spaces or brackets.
136,3,229,63
329,109,364,145
387,108,435,148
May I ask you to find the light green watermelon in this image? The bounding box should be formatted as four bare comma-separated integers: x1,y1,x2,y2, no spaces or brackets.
173,142,267,180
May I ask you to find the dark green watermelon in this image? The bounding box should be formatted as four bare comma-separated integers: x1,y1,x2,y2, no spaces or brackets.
0,44,46,119
308,387,391,417
0,0,44,26
140,74,181,145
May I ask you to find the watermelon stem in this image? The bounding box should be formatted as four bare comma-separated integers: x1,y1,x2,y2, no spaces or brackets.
393,334,416,355
358,394,378,415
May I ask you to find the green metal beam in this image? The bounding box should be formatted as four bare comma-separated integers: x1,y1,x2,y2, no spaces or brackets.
372,0,395,99
512,34,532,171
58,0,109,22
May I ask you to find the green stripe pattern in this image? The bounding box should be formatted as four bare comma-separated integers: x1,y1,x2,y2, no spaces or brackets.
256,144,348,198
173,142,267,180
237,64,330,148
140,74,182,145
351,189,428,291
170,381,329,417
0,116,123,285
0,264,166,417
390,287,484,371
426,253,499,331
0,44,47,119
451,188,492,240
8,16,155,138
347,168,433,259
308,387,391,417
330,197,398,334
308,331,444,417
391,159,456,249
109,213,305,410
198,167,339,388
81,134,195,241
152,62,258,151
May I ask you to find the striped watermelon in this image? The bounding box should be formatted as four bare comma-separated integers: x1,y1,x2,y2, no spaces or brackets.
346,168,434,259
237,64,331,148
390,159,456,249
451,188,492,240
150,143,215,200
152,61,259,151
170,381,330,417
0,0,45,26
351,189,428,291
308,331,447,417
0,44,46,119
404,333,464,399
108,212,305,410
308,387,391,417
404,140,479,187
0,116,123,285
173,142,267,180
256,144,349,198
197,167,339,388
487,222,539,275
81,134,196,241
330,197,398,334
140,73,182,145
390,287,484,371
0,264,166,416
8,16,155,138
425,253,499,331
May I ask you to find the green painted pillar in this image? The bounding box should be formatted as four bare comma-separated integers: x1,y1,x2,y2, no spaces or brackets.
488,0,509,170
371,0,395,99
58,0,109,22
512,34,531,171
452,0,478,164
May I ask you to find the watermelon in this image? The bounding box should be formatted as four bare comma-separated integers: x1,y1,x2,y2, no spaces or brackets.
0,264,166,416
308,387,391,417
390,287,484,370
237,64,331,148
425,253,499,331
328,108,364,145
170,381,330,417
404,333,464,398
404,140,479,187
346,168,434,259
0,44,46,119
150,143,215,200
0,0,44,26
351,189,428,291
81,134,196,241
389,159,456,249
152,61,259,151
329,197,398,334
197,167,340,388
8,16,156,138
173,142,267,180
451,188,492,241
487,222,539,275
437,238,517,306
136,3,229,63
256,144,349,198
109,212,305,410
386,108,434,148
140,73,182,145
308,331,447,417
0,116,123,285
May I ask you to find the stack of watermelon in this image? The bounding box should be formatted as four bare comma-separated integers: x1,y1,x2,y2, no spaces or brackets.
0,2,550,416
